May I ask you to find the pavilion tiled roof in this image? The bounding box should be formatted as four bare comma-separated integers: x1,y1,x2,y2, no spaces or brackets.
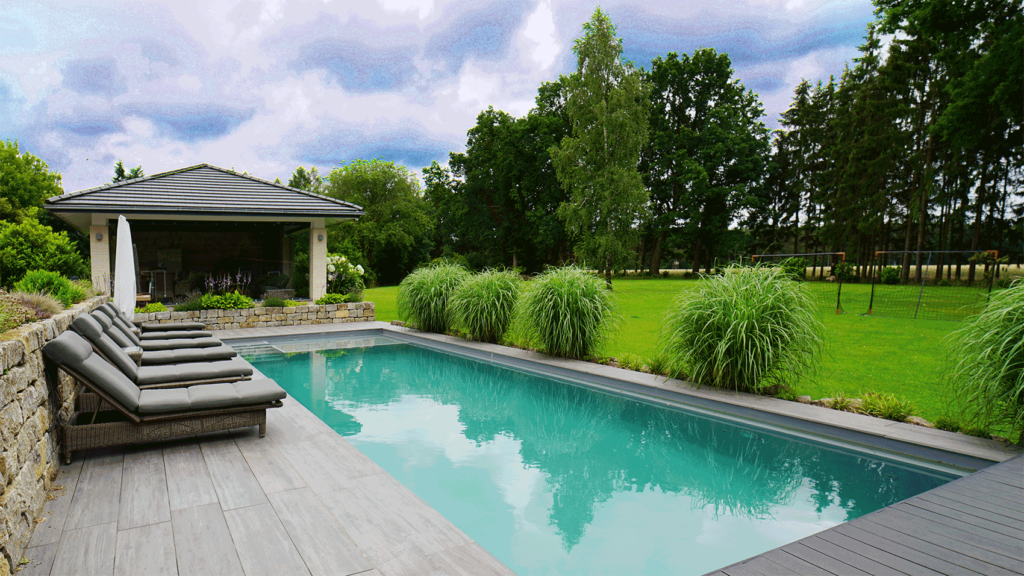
45,164,363,218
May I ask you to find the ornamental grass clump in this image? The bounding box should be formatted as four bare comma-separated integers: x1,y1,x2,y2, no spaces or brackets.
944,282,1024,443
512,266,616,359
397,263,471,333
659,266,823,393
448,269,522,343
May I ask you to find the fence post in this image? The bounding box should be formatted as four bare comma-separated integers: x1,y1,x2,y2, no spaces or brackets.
867,253,878,315
913,252,931,320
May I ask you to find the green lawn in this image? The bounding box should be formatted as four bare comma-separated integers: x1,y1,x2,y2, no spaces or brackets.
365,278,959,423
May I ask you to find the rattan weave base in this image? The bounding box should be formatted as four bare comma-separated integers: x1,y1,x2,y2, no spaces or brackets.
62,408,266,463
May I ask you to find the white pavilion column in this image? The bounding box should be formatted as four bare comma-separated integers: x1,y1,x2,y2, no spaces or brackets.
309,219,327,301
89,223,111,294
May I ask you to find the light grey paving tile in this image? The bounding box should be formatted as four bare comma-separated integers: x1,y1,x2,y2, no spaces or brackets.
232,428,307,494
170,503,244,576
28,458,84,548
64,448,124,531
50,521,117,576
427,543,515,576
268,488,372,576
223,503,310,576
375,547,443,576
318,487,423,566
278,434,384,495
16,542,57,576
114,522,177,576
118,447,171,530
357,473,471,553
163,440,219,510
199,437,268,510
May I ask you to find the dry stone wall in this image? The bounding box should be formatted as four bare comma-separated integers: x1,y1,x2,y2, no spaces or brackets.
0,296,104,574
133,301,375,330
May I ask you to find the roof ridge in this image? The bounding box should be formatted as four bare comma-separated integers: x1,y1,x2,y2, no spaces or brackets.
48,163,362,212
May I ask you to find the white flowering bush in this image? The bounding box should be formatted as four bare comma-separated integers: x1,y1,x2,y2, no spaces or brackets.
326,253,365,299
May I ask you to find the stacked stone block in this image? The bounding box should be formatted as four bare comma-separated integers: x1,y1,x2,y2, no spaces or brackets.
0,297,104,574
133,301,375,330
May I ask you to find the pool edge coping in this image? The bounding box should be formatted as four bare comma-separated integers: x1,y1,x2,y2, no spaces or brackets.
219,321,1022,470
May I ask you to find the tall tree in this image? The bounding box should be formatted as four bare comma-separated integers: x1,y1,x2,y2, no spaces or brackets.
288,165,326,195
112,159,144,183
0,140,63,223
324,159,432,285
550,7,651,284
642,49,769,274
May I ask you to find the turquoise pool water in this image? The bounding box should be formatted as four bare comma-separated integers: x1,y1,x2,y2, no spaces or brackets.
247,338,956,576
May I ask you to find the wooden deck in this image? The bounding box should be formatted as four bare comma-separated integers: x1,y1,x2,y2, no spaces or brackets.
709,455,1024,576
18,395,514,576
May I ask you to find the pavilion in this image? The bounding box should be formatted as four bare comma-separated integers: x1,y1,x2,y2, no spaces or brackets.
44,164,362,301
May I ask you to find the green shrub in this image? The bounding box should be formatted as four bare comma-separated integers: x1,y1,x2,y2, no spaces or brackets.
512,266,616,359
778,257,807,281
937,278,952,287
262,296,287,307
173,293,204,312
933,416,962,433
215,291,254,309
135,302,168,314
315,293,348,305
945,282,1024,443
659,266,823,393
961,425,992,439
618,352,648,372
397,263,471,333
11,291,63,319
880,266,900,285
0,290,36,332
861,393,916,422
829,390,859,412
448,269,522,343
13,270,85,307
774,387,798,402
0,220,88,287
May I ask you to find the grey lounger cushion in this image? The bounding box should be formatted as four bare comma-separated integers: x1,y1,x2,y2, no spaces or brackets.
140,345,237,366
72,314,143,381
96,305,143,346
139,337,222,351
140,330,214,340
136,357,253,386
141,321,206,332
137,378,286,414
43,332,142,411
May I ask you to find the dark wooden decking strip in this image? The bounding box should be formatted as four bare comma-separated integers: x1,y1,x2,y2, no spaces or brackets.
709,456,1024,576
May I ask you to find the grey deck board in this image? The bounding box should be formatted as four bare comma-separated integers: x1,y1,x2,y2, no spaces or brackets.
63,448,124,531
814,530,946,576
27,458,83,548
50,521,117,576
118,447,171,530
267,487,373,576
170,503,244,576
834,523,987,576
232,428,308,494
724,556,799,576
915,491,1023,529
163,440,219,510
222,503,310,576
199,436,268,510
114,522,177,576
17,542,57,576
713,456,1024,576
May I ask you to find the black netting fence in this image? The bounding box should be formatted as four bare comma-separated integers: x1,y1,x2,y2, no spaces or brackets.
865,251,998,321
750,252,847,314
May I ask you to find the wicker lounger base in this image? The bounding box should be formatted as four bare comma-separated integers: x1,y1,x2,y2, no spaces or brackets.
62,405,273,464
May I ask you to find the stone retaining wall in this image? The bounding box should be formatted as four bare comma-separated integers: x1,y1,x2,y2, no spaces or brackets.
0,296,105,574
133,301,375,330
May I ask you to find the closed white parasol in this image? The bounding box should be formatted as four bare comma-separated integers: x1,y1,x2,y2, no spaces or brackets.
113,215,137,318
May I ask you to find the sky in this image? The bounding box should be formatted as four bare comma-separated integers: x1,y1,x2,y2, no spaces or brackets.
1,0,876,193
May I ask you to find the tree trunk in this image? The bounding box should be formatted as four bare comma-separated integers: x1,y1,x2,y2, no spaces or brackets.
901,216,913,283
691,239,702,274
650,232,665,275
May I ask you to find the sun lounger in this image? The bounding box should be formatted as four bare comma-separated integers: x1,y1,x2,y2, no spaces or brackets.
88,312,236,365
43,331,286,463
96,303,215,343
71,315,252,388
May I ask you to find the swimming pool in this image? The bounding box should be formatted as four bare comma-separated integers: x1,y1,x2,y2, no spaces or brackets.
243,334,958,576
